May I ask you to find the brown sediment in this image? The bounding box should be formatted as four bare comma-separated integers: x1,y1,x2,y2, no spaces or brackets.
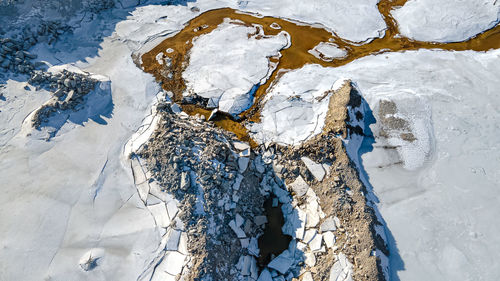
274,81,386,280
140,0,500,144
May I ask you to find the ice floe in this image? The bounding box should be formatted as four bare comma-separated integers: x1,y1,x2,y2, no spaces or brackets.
183,18,289,115
248,68,348,145
308,42,347,61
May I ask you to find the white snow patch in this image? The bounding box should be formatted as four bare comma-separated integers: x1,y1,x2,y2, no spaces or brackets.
308,42,347,61
392,0,500,42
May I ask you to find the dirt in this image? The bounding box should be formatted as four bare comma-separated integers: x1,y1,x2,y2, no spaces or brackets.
271,82,386,280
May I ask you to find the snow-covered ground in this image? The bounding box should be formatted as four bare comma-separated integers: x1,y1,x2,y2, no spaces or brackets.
392,0,500,42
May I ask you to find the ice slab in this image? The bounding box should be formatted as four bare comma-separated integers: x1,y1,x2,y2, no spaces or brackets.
248,68,348,145
183,18,289,115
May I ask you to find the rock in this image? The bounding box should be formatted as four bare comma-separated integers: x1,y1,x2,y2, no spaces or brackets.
268,250,294,274
288,175,309,197
301,157,326,181
320,217,337,232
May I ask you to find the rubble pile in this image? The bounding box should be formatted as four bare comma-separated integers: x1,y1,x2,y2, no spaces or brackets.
29,69,98,128
134,98,269,280
126,80,387,281
0,21,70,75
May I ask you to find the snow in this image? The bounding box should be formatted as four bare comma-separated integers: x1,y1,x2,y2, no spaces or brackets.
308,42,347,61
248,69,348,145
0,2,204,281
301,49,500,280
183,18,289,115
2,0,500,280
392,0,500,42
240,0,386,42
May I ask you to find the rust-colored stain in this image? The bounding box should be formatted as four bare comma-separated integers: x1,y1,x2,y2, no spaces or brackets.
141,0,500,145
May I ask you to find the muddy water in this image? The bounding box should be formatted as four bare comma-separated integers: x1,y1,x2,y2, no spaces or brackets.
141,1,500,143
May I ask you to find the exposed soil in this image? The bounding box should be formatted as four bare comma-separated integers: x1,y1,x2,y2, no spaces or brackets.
270,82,386,280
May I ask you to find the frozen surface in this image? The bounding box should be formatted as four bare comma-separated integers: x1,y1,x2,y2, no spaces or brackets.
248,70,347,145
0,2,208,280
308,42,347,61
292,50,500,280
240,0,386,42
183,18,289,115
393,0,500,42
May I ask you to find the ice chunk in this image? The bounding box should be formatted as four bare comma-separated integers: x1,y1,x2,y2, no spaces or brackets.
329,253,353,281
233,141,250,151
301,157,326,181
257,268,273,281
148,203,170,228
305,252,316,267
288,175,309,197
268,250,294,274
308,42,347,61
229,219,246,238
392,0,500,42
320,217,337,232
183,19,289,115
309,233,323,252
323,231,336,249
238,157,250,173
156,251,186,276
